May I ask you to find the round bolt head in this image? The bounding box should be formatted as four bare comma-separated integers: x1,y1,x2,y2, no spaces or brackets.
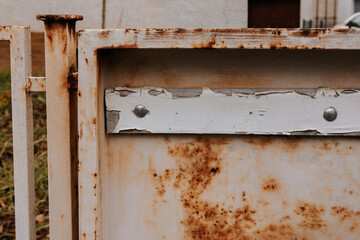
323,107,337,122
133,105,148,118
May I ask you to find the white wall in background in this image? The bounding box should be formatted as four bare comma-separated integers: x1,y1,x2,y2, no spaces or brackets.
0,0,102,32
0,0,357,31
338,0,355,22
0,0,247,31
104,0,248,28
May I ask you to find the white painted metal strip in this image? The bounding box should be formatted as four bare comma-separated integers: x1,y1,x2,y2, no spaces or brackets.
10,26,36,240
79,28,360,50
27,76,46,92
105,87,360,135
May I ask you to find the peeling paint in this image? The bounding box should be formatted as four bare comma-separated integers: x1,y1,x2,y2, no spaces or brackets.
118,129,152,133
105,87,360,135
105,111,120,133
148,89,165,96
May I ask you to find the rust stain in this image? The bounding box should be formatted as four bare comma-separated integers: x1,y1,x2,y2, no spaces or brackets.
164,138,259,238
320,142,331,151
79,122,83,139
151,137,313,239
332,28,357,34
243,136,299,152
331,206,360,232
253,224,301,240
291,29,328,38
262,178,280,192
243,137,274,149
163,137,171,144
92,117,97,125
149,156,166,197
99,30,111,38
63,41,67,55
331,206,360,219
143,136,360,238
294,202,326,230
272,30,282,36
102,43,139,49
153,174,166,196
315,141,340,151
193,37,217,49
175,28,187,34
68,67,78,91
269,41,289,50
154,29,166,34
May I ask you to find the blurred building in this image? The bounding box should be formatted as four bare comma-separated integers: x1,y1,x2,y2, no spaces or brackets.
0,0,358,73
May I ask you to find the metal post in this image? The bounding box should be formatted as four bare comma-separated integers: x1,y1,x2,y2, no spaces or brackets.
10,26,36,240
37,14,82,240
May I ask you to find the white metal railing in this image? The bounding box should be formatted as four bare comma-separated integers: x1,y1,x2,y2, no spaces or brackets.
3,15,360,239
1,25,36,240
1,14,82,240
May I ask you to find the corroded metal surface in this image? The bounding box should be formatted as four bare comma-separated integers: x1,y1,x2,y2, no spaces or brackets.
79,28,360,50
100,136,360,239
78,27,360,239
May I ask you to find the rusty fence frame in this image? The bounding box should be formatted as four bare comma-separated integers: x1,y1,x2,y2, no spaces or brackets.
3,14,360,239
77,27,360,239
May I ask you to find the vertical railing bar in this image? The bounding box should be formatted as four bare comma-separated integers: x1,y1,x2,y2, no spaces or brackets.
10,26,36,240
37,14,82,240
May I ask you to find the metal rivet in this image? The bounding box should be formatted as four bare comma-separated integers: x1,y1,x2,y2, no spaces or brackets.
133,105,148,118
323,107,337,122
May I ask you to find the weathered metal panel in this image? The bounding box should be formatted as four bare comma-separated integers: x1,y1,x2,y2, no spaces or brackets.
100,136,360,240
78,28,360,239
105,87,360,135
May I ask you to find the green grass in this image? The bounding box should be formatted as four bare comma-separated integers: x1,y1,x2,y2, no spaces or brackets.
0,70,49,239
